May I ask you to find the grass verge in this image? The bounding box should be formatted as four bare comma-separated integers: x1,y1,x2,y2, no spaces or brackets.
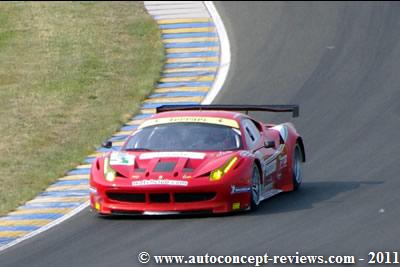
0,1,164,215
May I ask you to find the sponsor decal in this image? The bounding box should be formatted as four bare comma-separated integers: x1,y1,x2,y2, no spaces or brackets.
279,155,287,169
132,180,188,186
110,152,135,166
139,151,205,160
139,116,240,129
231,185,251,194
264,160,276,177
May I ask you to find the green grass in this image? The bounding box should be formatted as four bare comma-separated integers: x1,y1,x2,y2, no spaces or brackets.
0,1,164,215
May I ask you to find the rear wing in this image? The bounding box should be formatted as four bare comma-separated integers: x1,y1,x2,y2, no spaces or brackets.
156,104,299,118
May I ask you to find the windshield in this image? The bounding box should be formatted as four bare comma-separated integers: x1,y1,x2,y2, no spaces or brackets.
123,123,242,151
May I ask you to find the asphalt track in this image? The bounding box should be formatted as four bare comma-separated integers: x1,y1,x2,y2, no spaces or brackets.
1,2,400,266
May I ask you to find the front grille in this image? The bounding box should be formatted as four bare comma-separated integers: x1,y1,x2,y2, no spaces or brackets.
149,193,170,203
107,192,145,203
106,192,216,204
174,192,216,203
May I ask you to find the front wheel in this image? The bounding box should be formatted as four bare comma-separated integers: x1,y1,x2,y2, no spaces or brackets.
292,144,303,190
250,165,262,210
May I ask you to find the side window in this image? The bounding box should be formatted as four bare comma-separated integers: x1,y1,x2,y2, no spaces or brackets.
242,119,261,149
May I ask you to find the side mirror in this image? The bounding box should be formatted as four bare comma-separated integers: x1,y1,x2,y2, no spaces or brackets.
264,140,275,149
102,141,112,149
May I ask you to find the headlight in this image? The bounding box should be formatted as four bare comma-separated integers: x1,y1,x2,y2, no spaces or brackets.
210,156,238,181
103,157,116,182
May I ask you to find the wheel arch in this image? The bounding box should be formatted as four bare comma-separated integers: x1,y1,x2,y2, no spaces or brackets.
296,137,306,162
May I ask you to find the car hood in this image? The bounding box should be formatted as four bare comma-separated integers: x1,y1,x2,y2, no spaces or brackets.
107,151,239,180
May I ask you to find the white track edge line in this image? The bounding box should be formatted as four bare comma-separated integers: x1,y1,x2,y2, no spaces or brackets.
0,201,89,253
202,1,231,104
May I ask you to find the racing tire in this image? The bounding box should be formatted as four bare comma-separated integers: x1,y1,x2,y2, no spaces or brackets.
250,164,262,210
292,143,303,191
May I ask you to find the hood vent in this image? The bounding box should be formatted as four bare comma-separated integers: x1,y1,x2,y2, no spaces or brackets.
135,168,146,173
154,161,176,172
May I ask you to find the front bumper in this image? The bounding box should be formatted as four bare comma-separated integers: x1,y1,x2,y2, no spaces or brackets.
90,179,251,215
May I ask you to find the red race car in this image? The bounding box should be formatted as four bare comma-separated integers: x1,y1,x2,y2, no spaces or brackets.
89,105,305,216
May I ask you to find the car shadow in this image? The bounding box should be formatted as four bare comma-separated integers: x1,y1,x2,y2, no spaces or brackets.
97,180,383,221
243,180,383,217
